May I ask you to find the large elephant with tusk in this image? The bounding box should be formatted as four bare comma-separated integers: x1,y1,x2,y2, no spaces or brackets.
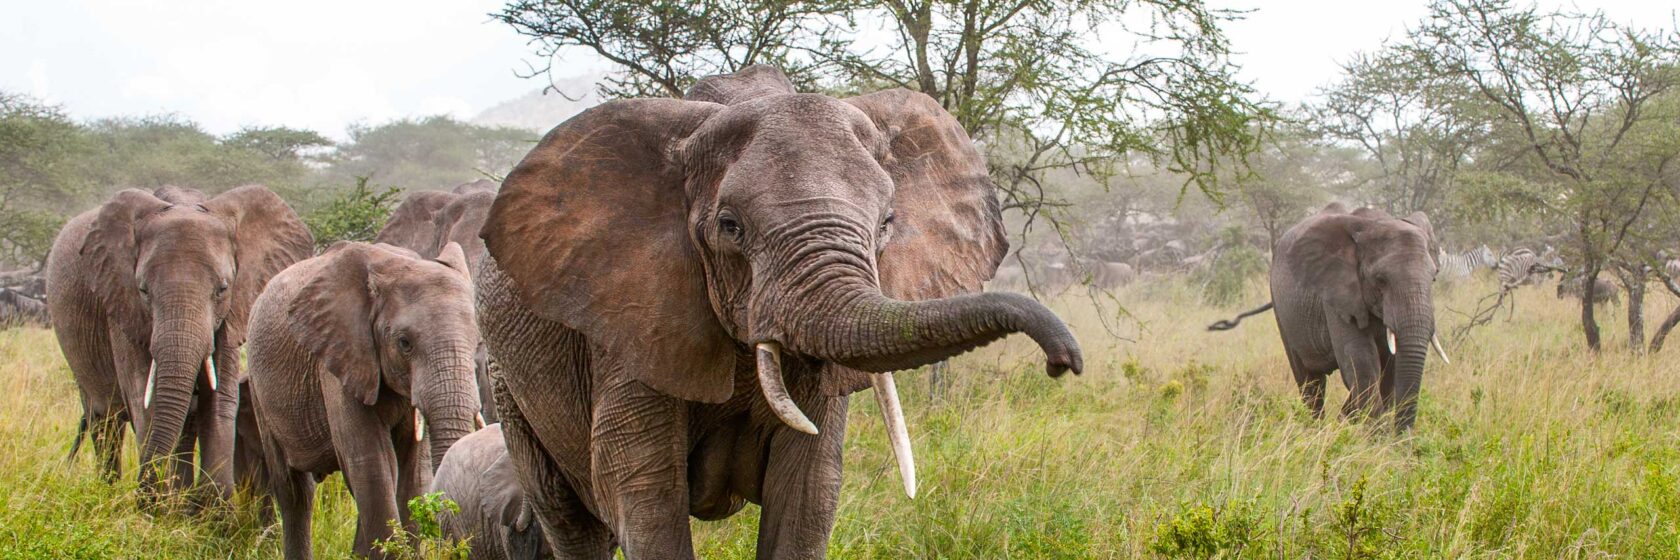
48,185,312,508
1210,203,1448,432
476,65,1083,559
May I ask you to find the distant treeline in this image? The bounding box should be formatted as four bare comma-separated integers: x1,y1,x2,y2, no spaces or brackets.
0,91,538,270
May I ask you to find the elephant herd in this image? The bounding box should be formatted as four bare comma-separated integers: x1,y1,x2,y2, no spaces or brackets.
46,65,1085,560
42,64,1480,559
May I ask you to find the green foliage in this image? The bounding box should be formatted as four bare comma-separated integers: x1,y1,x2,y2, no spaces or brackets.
303,177,401,249
374,492,469,560
1150,500,1265,558
0,93,88,269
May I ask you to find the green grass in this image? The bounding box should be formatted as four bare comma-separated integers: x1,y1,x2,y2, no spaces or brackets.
5,275,1680,558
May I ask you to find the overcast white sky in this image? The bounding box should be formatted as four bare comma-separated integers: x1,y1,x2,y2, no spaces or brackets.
3,0,1674,138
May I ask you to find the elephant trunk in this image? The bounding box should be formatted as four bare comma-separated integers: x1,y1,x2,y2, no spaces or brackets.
415,345,482,472
769,281,1082,376
753,254,1082,498
138,292,217,498
1387,289,1434,432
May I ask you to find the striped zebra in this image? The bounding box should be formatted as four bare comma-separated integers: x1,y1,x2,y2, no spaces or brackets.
1666,258,1680,279
1437,244,1497,279
1497,247,1562,289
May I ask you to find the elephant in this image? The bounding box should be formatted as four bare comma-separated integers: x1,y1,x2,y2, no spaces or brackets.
475,64,1082,559
1210,203,1448,431
1557,275,1619,304
430,424,550,560
375,182,499,422
245,241,484,559
48,185,312,505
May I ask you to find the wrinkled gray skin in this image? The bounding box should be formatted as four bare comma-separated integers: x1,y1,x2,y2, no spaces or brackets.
47,185,312,507
375,181,499,422
1271,203,1439,432
478,65,1082,559
247,242,483,560
1558,275,1619,304
430,424,550,560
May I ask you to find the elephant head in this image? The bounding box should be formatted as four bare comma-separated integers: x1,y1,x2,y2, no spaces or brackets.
482,65,1081,496
288,242,482,469
83,185,312,497
1297,206,1443,430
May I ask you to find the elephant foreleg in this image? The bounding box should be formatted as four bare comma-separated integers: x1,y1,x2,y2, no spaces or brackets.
393,426,427,532
496,373,614,558
589,372,693,559
92,410,128,482
193,343,241,505
325,390,401,558
1329,320,1385,421
755,394,849,560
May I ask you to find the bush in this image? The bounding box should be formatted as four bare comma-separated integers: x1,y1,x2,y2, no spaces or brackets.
304,177,401,250
375,492,469,560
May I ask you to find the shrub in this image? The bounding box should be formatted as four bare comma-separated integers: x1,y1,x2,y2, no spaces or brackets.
304,176,400,250
375,492,469,560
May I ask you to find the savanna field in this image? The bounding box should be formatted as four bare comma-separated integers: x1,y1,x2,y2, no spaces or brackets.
4,274,1680,559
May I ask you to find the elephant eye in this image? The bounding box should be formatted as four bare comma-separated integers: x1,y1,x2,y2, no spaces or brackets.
215,282,229,299
718,214,744,241
881,211,895,231
397,335,414,354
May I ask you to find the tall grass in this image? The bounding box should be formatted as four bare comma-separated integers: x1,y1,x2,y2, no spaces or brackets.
5,275,1679,558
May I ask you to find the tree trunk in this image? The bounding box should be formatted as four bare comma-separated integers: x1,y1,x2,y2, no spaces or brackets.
1582,258,1602,352
1621,265,1646,353
1651,304,1680,354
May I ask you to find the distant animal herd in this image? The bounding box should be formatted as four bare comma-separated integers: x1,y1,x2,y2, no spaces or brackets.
31,65,1671,559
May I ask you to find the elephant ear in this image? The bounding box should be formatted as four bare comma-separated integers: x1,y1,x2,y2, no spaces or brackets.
481,99,737,403
375,190,458,255
1291,212,1374,329
1402,211,1440,267
830,89,1006,394
207,185,315,348
847,89,1005,300
288,244,381,405
84,189,172,344
434,242,471,283
433,191,494,275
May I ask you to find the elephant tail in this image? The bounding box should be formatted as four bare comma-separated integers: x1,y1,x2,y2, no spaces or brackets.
65,416,87,463
1207,302,1274,331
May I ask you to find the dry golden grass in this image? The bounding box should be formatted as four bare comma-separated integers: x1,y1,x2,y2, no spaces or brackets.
5,275,1679,558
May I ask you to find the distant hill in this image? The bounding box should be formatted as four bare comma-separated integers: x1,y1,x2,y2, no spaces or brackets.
472,72,605,132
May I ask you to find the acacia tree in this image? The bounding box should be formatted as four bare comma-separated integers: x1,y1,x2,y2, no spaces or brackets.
1403,0,1680,351
495,0,1271,234
1311,48,1486,228
0,93,87,269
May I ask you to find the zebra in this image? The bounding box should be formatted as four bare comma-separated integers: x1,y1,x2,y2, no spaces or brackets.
1665,258,1680,280
1437,244,1497,279
1497,247,1563,289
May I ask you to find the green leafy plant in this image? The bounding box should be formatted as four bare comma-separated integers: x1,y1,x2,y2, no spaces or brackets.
374,492,469,560
1150,499,1265,558
303,176,401,250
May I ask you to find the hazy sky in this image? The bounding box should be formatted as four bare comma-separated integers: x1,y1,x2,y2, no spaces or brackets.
3,0,1674,138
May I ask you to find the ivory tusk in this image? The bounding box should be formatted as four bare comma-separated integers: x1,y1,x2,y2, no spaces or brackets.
1386,330,1397,354
143,361,156,409
755,342,818,435
414,410,426,442
872,372,917,499
474,412,486,430
204,355,218,392
1432,334,1451,365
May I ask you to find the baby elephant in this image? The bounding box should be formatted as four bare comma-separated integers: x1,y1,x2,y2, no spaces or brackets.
429,424,550,560
1557,275,1620,304
247,242,484,560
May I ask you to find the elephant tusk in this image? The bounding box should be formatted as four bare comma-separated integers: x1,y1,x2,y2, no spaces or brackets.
414,410,426,442
204,355,218,392
1386,330,1397,354
474,412,486,430
871,372,917,499
1432,334,1451,365
755,342,818,435
143,361,156,409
